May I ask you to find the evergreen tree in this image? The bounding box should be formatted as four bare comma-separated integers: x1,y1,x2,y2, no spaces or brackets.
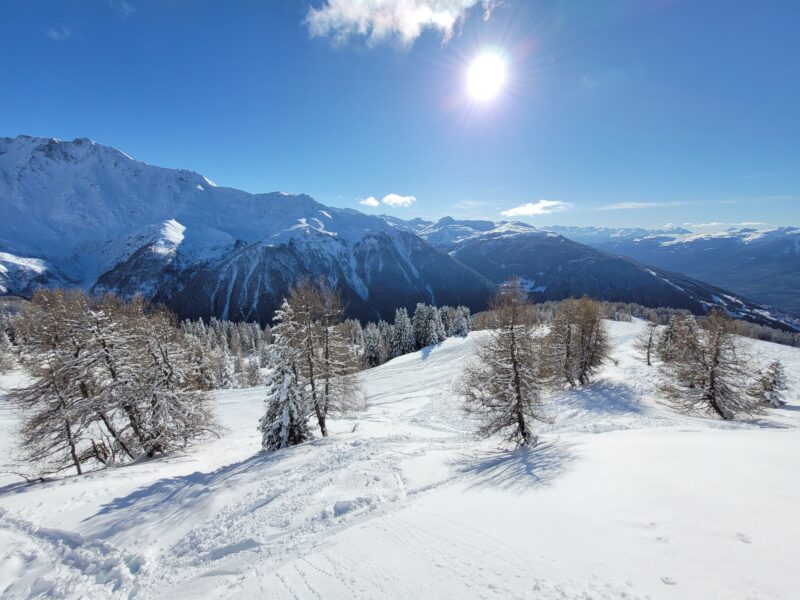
390,308,415,357
362,322,382,368
0,325,14,373
750,359,788,407
449,306,471,337
259,300,311,450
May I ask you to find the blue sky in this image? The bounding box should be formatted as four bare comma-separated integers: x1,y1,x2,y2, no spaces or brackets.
2,0,798,229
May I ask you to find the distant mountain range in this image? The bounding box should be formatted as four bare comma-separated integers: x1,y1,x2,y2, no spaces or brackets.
382,217,799,330
547,226,800,316
1,135,797,330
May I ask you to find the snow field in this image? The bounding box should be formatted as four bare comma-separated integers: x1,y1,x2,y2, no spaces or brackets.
1,319,799,598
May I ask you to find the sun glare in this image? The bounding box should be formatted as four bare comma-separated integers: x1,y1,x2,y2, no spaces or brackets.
467,52,507,102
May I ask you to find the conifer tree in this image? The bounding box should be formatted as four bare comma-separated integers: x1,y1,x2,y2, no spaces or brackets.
0,325,14,373
259,300,312,451
390,307,416,357
457,280,547,447
661,310,761,420
750,359,788,407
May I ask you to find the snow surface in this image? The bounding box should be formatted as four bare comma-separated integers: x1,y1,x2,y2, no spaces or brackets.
1,320,800,599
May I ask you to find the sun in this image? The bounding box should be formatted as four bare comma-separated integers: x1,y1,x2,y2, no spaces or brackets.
467,52,507,102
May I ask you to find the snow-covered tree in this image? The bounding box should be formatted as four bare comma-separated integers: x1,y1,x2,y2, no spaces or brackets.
456,280,546,447
390,307,415,357
11,289,219,474
218,347,238,389
0,325,14,373
661,310,761,420
259,299,311,451
412,303,444,349
750,359,788,407
362,322,382,368
9,351,96,475
122,306,218,457
449,306,471,337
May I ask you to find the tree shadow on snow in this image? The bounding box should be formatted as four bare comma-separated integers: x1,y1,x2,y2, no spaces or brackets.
79,444,314,540
453,440,577,492
558,380,645,415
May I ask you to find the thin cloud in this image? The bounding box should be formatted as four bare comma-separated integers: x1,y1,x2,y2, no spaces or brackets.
599,201,686,211
109,0,136,16
359,196,380,207
46,26,71,41
306,0,498,45
501,199,572,218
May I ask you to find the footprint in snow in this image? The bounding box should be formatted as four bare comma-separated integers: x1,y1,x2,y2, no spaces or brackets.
736,533,752,544
660,576,677,585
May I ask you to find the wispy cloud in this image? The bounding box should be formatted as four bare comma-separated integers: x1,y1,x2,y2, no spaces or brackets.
599,201,686,211
501,199,572,218
306,0,498,45
359,193,416,208
46,25,71,41
683,221,769,230
109,0,136,16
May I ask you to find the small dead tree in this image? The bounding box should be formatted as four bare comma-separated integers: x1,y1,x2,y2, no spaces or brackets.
636,320,659,366
456,279,547,447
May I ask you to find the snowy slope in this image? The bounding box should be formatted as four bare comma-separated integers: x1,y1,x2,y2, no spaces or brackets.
0,136,491,322
2,321,800,599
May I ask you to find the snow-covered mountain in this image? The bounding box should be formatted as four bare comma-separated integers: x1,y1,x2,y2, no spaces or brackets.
384,217,800,331
552,225,800,316
0,136,492,322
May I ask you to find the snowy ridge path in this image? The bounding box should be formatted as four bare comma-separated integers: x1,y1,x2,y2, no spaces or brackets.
2,320,800,598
